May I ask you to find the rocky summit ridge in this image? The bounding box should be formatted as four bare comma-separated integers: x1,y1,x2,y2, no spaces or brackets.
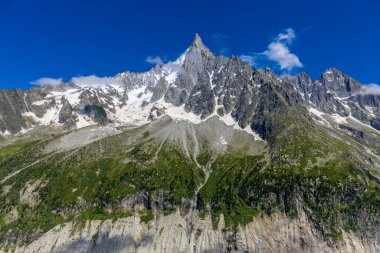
0,34,378,140
0,34,378,139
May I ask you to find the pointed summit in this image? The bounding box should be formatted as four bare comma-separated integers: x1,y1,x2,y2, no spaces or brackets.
188,33,214,58
174,33,214,65
191,33,205,49
320,67,362,96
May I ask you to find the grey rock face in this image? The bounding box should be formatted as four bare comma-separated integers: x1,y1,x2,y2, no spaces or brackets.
0,34,378,139
78,90,108,124
150,77,168,103
58,97,77,128
7,210,380,253
25,87,50,118
185,83,215,119
320,67,362,97
121,191,150,212
250,71,310,141
83,105,108,124
0,89,28,134
148,105,165,120
282,68,379,130
356,94,380,108
164,87,189,106
338,124,366,139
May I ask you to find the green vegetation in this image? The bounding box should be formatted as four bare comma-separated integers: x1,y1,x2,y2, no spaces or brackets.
326,229,343,241
78,207,132,222
199,149,380,239
199,152,263,230
138,209,154,223
197,149,213,166
0,137,48,178
0,127,203,243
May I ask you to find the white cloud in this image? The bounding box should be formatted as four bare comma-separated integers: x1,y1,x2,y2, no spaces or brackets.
263,28,303,71
30,77,63,86
240,55,255,66
263,41,303,71
359,83,380,95
145,56,163,65
241,28,303,71
70,75,123,89
276,28,296,44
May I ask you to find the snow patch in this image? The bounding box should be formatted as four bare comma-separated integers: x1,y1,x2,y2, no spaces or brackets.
32,100,49,106
76,114,96,129
365,106,376,118
219,113,263,141
63,89,81,105
126,86,152,106
220,113,236,126
0,130,11,136
308,108,325,118
37,105,62,126
208,71,215,89
165,72,178,84
331,114,347,124
242,126,263,141
308,107,331,126
219,136,228,145
160,101,202,124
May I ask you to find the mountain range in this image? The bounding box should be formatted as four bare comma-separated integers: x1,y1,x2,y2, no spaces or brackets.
0,34,379,253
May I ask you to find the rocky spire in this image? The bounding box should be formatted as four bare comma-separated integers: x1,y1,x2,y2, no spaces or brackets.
188,33,214,58
174,34,214,66
190,33,205,49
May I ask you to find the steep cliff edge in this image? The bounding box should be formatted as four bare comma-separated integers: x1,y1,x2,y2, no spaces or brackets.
4,209,379,253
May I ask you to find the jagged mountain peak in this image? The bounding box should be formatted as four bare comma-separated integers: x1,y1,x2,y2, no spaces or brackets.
319,67,362,96
298,71,310,78
176,33,214,64
1,35,379,139
320,67,354,81
191,33,204,48
324,66,340,73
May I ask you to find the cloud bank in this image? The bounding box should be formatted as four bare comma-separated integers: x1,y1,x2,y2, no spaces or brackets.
30,77,63,86
359,83,380,95
146,56,163,65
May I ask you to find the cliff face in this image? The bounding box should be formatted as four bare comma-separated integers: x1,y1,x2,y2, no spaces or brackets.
0,89,28,134
6,209,379,253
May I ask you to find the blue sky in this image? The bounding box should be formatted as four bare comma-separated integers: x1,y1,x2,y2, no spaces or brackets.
0,0,379,89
